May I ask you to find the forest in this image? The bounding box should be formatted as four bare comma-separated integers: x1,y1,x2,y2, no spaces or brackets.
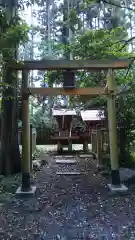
0,0,134,176
0,1,135,239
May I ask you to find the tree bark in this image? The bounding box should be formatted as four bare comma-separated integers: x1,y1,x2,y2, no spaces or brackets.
0,3,21,175
0,68,21,175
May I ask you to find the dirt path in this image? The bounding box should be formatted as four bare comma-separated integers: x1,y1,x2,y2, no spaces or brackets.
0,154,135,239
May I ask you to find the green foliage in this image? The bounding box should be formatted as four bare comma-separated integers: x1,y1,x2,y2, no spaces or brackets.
31,108,56,129
116,88,135,166
71,27,133,95
68,9,82,32
0,9,29,59
69,9,78,26
73,27,130,60
0,9,29,105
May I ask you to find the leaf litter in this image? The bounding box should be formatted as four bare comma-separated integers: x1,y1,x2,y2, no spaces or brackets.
0,153,134,239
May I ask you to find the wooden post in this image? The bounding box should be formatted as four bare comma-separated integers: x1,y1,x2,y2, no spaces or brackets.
91,131,97,153
68,140,72,152
57,141,63,153
83,140,88,152
68,121,72,152
33,129,37,153
30,124,32,172
21,70,31,191
107,69,120,186
96,126,103,169
101,129,104,152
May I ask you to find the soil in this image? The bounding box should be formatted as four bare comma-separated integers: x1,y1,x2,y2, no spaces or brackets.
0,154,135,239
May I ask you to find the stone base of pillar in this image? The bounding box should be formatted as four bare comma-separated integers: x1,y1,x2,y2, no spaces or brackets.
83,140,88,152
16,172,37,196
16,186,37,196
108,184,128,192
68,141,72,152
108,169,128,192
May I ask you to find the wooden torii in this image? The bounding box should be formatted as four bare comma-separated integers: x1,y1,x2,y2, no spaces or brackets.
8,59,130,195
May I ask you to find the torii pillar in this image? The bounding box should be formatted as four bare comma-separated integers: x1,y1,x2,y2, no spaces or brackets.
107,69,127,191
16,70,37,196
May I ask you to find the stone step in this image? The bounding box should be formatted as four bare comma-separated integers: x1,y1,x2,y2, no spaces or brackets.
54,155,75,159
56,171,84,175
79,154,93,158
56,159,77,164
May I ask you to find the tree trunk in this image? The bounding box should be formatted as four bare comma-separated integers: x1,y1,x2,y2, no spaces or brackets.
0,3,21,175
0,69,21,175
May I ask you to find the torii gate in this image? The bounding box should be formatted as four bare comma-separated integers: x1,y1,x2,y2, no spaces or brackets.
7,59,130,195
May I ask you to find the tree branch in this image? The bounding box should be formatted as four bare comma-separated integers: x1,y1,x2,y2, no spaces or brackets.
102,0,134,11
117,36,135,51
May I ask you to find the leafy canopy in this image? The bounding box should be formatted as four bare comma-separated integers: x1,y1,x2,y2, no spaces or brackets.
0,9,29,59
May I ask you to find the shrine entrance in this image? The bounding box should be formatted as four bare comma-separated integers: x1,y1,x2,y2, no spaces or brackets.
7,59,130,194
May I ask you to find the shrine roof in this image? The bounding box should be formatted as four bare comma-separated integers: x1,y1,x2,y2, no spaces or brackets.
52,108,76,116
81,110,105,121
